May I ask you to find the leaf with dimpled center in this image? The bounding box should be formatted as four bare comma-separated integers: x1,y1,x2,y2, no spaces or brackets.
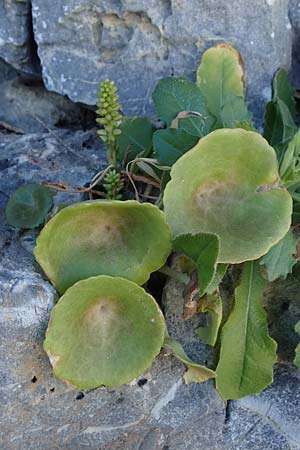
44,276,165,389
34,200,172,294
164,128,292,263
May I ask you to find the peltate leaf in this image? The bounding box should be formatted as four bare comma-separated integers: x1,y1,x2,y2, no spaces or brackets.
164,335,216,383
117,117,154,162
216,261,277,400
294,321,300,368
44,276,165,389
173,233,219,296
195,291,222,346
164,128,292,264
153,128,199,166
197,43,248,128
6,183,54,229
152,76,211,126
260,228,299,282
34,200,172,294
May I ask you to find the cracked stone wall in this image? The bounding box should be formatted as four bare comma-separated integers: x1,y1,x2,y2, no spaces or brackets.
0,0,297,122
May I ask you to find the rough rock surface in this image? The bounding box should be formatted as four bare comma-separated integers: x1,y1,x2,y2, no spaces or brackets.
0,0,39,74
29,0,292,121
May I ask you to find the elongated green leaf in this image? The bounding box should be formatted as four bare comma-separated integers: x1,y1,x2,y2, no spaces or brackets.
6,184,54,229
153,128,199,166
197,43,248,128
152,77,210,126
220,94,252,128
195,291,222,346
263,98,297,162
294,321,300,368
273,68,296,120
260,228,299,281
280,128,300,188
206,264,228,294
216,261,277,400
117,117,154,162
44,276,165,389
164,336,216,383
173,233,219,296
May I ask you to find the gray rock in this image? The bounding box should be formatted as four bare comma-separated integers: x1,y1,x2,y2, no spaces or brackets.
225,366,300,450
0,130,225,450
0,76,95,133
0,0,40,74
30,0,292,123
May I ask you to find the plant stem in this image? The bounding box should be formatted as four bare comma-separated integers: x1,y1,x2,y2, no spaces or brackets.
158,265,190,285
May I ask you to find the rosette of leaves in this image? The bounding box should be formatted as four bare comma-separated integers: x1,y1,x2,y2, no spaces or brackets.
44,275,166,389
34,200,172,294
164,128,292,264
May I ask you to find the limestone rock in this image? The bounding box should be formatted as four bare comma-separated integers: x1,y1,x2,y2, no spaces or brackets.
0,0,39,73
30,0,292,122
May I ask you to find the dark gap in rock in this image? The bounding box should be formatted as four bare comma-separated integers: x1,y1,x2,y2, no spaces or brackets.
162,446,169,450
27,1,42,75
281,301,290,312
137,378,148,387
76,392,85,400
146,271,167,307
31,375,37,383
50,387,55,392
224,401,231,424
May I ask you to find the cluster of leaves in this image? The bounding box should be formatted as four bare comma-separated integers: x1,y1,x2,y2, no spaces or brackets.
5,43,300,400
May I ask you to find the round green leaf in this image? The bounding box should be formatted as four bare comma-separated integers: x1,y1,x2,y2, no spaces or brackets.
34,200,172,294
44,275,165,389
6,183,54,229
164,129,292,263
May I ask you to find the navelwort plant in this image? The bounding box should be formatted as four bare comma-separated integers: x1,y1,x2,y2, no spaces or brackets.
6,43,300,399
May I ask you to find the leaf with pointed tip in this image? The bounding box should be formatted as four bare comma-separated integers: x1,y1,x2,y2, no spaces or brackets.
197,43,248,128
164,128,292,263
273,68,296,120
294,321,300,368
117,117,154,162
206,264,228,294
263,98,297,162
44,275,165,389
164,336,215,383
35,200,172,294
152,77,211,126
6,183,54,229
260,228,299,281
153,128,199,166
195,291,222,346
173,233,219,296
216,261,277,400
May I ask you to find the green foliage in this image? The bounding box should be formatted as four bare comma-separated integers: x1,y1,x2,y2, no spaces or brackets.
6,183,54,229
116,117,154,163
152,76,211,127
96,80,122,166
260,228,299,281
103,169,124,200
195,291,222,346
34,200,172,294
216,261,277,400
280,128,300,191
164,335,216,383
294,321,300,368
44,276,165,389
263,69,297,162
164,128,292,263
197,43,251,128
173,233,219,296
153,128,199,166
